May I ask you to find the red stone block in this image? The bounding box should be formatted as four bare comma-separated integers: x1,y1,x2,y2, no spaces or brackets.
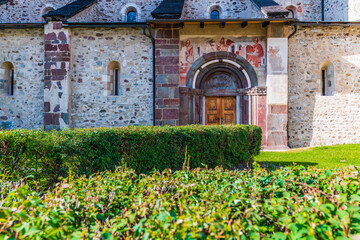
44,113,60,125
45,44,57,51
53,22,62,30
165,65,179,74
155,109,162,120
155,39,167,45
51,69,67,76
58,44,70,52
51,57,70,62
51,75,65,81
44,32,57,41
156,56,178,65
163,109,179,120
155,99,163,105
164,99,180,106
58,32,67,41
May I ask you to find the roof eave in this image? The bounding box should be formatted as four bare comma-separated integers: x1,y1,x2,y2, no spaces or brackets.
43,0,97,21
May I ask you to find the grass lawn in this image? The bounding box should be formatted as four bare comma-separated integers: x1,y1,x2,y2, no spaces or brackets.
255,144,360,169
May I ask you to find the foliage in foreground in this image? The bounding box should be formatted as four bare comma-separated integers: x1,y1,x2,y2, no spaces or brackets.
1,165,360,239
0,125,261,188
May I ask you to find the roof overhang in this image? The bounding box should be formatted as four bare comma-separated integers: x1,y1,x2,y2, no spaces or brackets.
62,22,147,28
147,18,296,23
0,23,44,29
0,0,8,6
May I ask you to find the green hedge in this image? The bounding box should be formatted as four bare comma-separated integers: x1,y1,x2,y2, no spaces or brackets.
0,125,262,186
2,166,360,239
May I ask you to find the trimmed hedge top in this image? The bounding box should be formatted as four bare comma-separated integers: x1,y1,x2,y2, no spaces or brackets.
0,125,262,187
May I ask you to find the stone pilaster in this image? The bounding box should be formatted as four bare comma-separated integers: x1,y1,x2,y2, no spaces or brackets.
266,35,289,150
43,21,71,130
154,24,180,126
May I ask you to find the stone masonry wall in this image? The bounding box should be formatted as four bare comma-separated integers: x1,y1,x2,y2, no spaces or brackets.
182,0,263,19
325,0,360,21
0,28,44,130
70,27,153,128
68,0,162,22
0,0,73,23
274,0,322,21
154,24,180,126
0,0,162,23
288,26,360,147
2,0,357,24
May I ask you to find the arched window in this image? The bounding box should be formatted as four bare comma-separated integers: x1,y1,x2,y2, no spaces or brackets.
127,9,137,23
209,5,221,19
39,6,55,22
210,10,220,19
107,61,121,96
0,62,15,96
320,61,335,96
286,5,297,19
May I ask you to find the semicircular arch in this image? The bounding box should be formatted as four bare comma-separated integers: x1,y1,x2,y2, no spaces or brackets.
185,51,258,89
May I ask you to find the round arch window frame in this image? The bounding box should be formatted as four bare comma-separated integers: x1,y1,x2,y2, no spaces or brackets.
121,4,141,23
206,5,224,19
126,9,137,23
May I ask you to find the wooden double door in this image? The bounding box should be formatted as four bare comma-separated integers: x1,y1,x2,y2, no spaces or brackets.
205,97,236,125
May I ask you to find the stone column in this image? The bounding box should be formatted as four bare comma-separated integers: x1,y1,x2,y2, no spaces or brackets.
154,24,180,126
247,87,267,146
266,24,289,150
43,21,71,130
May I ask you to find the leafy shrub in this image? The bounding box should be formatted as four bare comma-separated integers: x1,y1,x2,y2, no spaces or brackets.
1,165,360,239
0,125,262,187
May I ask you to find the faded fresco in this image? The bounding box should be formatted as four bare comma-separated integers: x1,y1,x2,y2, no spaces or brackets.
267,38,288,75
179,37,266,87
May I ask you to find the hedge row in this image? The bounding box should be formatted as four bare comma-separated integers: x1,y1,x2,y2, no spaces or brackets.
0,125,262,187
1,165,360,239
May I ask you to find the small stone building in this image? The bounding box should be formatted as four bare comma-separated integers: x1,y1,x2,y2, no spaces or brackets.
0,0,360,149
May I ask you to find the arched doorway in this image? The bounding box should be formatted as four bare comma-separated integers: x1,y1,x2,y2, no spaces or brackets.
179,51,262,126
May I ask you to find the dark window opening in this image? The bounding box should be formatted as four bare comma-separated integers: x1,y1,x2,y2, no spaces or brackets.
114,69,119,96
10,69,14,96
321,69,326,96
210,10,220,19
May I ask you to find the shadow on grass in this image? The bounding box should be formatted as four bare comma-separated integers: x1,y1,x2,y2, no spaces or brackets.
258,161,318,170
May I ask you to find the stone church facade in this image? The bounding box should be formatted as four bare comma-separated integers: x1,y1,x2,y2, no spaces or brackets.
0,0,360,150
